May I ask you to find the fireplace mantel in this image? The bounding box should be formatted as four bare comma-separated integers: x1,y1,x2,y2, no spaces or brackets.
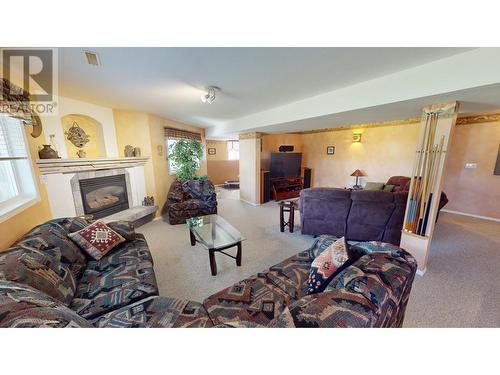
36,157,149,174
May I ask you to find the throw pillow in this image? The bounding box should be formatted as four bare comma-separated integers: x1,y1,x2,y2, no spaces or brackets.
383,184,395,192
306,237,348,294
364,182,385,190
68,221,125,260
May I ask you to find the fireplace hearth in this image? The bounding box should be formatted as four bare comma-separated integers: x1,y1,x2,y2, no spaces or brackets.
79,174,129,219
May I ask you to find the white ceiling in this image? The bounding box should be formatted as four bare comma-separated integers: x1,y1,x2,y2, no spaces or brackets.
58,47,474,129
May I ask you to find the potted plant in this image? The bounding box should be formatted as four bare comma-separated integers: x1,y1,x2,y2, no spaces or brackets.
164,140,217,224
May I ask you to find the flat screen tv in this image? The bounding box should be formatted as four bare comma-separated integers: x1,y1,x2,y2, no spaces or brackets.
270,153,302,178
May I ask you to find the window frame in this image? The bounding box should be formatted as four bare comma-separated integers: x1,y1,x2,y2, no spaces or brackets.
166,138,203,176
227,140,239,161
0,115,40,223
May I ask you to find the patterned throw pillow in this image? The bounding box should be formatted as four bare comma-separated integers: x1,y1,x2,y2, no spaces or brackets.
68,221,125,260
306,237,348,295
0,246,76,305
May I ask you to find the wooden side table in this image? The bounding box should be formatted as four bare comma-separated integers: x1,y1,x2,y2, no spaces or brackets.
279,199,299,233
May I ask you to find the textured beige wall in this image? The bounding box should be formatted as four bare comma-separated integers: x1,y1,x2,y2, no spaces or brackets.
261,133,303,171
443,121,500,219
301,123,420,188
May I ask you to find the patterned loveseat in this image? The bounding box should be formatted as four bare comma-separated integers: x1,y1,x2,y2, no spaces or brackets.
0,218,417,328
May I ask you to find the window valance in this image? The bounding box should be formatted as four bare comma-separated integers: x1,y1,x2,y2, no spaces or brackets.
0,78,42,138
164,127,202,142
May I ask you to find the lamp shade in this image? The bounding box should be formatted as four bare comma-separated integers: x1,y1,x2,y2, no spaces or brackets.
350,169,365,177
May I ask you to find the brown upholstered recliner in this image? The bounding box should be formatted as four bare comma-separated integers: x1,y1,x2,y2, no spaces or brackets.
386,176,411,192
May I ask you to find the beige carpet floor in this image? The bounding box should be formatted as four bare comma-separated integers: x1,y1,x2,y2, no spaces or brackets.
137,188,500,327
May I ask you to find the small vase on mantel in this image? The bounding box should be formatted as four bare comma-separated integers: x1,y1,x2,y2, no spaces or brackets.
77,149,87,158
38,144,59,159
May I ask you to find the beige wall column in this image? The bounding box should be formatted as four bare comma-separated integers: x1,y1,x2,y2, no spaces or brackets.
400,102,459,273
239,132,262,205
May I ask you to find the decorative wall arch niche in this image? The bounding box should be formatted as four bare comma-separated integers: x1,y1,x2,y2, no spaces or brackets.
61,114,105,158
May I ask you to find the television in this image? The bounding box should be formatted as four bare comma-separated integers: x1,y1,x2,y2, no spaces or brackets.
270,153,302,178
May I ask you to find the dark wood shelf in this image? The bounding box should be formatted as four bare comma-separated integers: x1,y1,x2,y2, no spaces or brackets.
271,177,304,201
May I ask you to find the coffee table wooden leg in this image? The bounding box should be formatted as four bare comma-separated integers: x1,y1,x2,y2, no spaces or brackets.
236,242,242,266
189,230,196,246
280,205,285,232
209,249,217,276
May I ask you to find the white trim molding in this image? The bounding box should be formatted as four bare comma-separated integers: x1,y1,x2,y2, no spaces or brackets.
441,209,500,223
36,157,149,175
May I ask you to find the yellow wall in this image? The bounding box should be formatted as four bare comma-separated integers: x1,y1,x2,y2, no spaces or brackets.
112,110,207,215
0,125,53,250
206,140,239,184
301,123,420,188
62,114,105,158
206,140,229,161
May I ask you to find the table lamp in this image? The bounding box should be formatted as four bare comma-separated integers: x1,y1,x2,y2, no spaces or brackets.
350,169,365,188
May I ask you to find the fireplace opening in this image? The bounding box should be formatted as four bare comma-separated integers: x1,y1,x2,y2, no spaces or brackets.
79,174,129,219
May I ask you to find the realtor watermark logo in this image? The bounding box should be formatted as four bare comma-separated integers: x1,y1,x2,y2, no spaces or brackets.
1,48,58,116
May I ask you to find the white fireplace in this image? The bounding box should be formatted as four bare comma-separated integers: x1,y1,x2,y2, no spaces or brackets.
36,157,156,222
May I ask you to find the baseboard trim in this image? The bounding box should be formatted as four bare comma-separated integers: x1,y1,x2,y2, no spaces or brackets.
240,199,261,206
441,209,500,223
416,268,426,276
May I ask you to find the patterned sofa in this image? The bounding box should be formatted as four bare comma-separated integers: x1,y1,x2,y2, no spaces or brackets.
0,218,417,328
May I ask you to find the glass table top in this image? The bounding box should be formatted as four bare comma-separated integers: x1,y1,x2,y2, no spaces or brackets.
186,214,245,250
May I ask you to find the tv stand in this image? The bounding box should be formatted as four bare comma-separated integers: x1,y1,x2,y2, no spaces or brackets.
271,177,303,201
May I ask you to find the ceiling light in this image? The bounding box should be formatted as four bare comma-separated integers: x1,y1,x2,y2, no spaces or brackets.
201,86,220,104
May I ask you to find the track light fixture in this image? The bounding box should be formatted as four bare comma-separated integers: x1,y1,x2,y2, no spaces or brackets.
201,86,220,104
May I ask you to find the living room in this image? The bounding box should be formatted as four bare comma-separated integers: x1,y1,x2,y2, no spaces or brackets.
1,1,498,373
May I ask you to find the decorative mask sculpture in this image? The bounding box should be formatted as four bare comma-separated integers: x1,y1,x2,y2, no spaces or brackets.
65,121,90,148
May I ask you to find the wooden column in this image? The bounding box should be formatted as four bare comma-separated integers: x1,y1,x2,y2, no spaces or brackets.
400,102,459,273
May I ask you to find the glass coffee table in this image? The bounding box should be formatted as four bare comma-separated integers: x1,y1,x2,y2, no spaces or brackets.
186,214,245,276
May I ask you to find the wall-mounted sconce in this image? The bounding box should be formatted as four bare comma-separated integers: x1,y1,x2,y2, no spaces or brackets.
353,133,362,143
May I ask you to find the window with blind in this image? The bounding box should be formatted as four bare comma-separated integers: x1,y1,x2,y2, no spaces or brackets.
164,127,202,174
0,114,38,220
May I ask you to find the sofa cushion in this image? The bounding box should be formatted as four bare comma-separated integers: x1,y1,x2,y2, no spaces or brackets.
68,221,126,260
323,251,417,327
106,221,136,241
306,237,348,294
14,218,88,279
263,250,312,300
203,275,293,326
70,238,158,319
0,246,76,305
346,190,395,242
382,191,408,245
93,296,213,328
300,188,352,237
0,280,92,328
272,288,379,328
